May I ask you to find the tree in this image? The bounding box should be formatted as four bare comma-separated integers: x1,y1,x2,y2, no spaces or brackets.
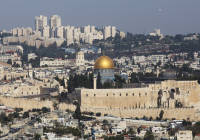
61,77,65,87
130,73,139,83
132,59,135,65
23,111,29,118
15,108,23,112
114,75,126,88
192,122,200,136
127,128,136,135
0,112,12,125
29,57,40,68
159,110,164,120
104,134,124,140
149,116,153,121
12,112,19,118
34,133,41,140
73,103,82,120
42,107,50,113
67,73,94,93
97,72,102,89
103,120,109,125
67,74,74,93
7,59,12,65
96,112,101,117
12,62,20,67
53,102,59,110
102,81,113,89
144,131,155,140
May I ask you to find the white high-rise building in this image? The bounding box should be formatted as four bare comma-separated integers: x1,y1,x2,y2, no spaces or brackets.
55,26,64,38
103,26,111,40
111,26,117,38
50,28,56,38
35,15,48,31
64,26,74,45
91,26,96,33
120,31,126,38
50,15,61,29
17,28,22,36
73,28,81,43
84,33,94,44
84,25,91,34
42,26,50,38
76,51,85,66
12,27,32,36
149,29,163,38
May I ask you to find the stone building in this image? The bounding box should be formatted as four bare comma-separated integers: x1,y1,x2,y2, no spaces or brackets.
75,80,200,120
76,51,85,66
94,56,115,83
0,81,41,97
176,130,193,140
73,56,200,120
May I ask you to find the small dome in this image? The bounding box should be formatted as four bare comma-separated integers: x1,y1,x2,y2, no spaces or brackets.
94,56,114,69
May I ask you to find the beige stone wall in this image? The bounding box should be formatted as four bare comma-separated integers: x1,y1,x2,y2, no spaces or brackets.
0,96,75,111
77,80,200,109
1,80,199,121
1,70,28,80
81,107,198,121
0,84,41,97
75,80,200,120
78,88,158,109
0,96,198,120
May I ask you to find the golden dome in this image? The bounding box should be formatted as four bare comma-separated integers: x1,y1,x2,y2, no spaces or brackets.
94,56,114,69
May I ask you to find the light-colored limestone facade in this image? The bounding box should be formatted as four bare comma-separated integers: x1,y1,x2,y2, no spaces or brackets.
76,51,85,66
75,80,200,120
176,130,193,140
0,80,41,97
0,96,75,111
40,57,74,67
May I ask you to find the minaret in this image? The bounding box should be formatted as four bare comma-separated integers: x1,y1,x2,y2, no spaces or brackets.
93,76,97,89
156,68,160,78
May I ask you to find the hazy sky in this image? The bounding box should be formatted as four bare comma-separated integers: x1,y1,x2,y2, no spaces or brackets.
0,0,200,35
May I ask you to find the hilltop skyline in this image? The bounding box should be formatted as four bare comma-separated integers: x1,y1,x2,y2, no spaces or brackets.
0,0,200,35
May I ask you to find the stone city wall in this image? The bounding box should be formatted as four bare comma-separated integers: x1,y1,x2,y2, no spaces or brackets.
0,96,75,111
0,96,198,121
81,107,199,121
